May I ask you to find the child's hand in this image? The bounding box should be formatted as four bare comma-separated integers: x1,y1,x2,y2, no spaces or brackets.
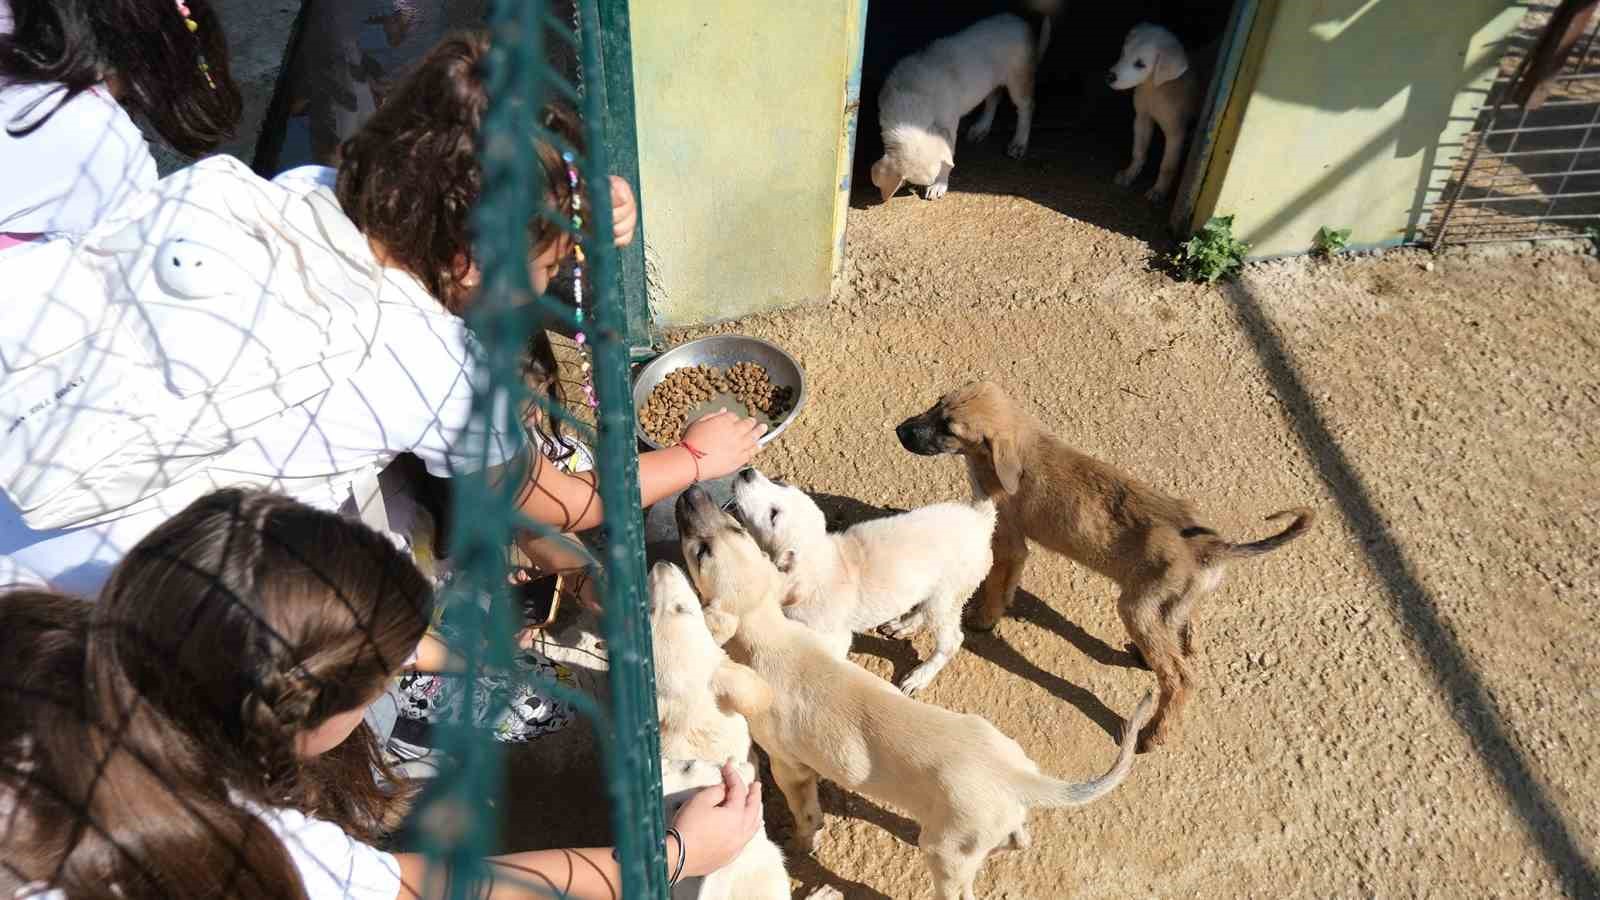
672,761,763,877
609,176,637,247
681,410,767,480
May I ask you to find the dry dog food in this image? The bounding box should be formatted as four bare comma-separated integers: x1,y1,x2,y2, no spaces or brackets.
639,362,796,446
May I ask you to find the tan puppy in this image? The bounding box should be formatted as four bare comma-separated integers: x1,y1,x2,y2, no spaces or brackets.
1108,23,1202,203
676,486,1153,900
729,467,996,694
649,561,772,763
896,382,1314,751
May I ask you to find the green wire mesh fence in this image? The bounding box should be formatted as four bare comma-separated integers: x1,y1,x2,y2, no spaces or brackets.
405,2,666,897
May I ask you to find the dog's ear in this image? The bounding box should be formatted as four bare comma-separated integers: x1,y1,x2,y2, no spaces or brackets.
1152,45,1189,85
987,435,1022,494
774,548,796,574
712,660,773,719
704,607,739,645
871,158,904,203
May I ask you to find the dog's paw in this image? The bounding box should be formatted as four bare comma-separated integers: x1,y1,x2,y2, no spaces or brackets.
1113,168,1138,188
880,613,923,640
1006,141,1028,160
897,665,936,695
802,888,845,900
966,609,1002,632
1144,185,1169,204
789,828,821,855
1125,642,1150,669
966,122,992,143
923,182,948,201
1136,722,1169,754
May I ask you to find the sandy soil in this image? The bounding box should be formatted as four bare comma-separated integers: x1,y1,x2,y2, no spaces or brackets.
658,133,1600,898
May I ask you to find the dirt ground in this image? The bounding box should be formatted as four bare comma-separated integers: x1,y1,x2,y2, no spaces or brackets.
657,131,1600,898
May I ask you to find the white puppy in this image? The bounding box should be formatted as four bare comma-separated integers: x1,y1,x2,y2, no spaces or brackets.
730,468,995,695
871,2,1060,203
676,486,1153,900
1108,23,1202,203
660,759,792,900
649,561,771,764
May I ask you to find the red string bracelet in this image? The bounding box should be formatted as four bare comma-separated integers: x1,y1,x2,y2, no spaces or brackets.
679,441,706,484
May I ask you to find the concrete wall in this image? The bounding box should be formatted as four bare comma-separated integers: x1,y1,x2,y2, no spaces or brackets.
630,0,866,327
1193,0,1525,257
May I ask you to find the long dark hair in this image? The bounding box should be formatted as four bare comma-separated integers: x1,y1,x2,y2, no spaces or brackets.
0,0,241,156
0,489,433,898
335,30,582,463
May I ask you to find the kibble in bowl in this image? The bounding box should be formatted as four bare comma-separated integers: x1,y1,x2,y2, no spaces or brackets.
631,336,806,450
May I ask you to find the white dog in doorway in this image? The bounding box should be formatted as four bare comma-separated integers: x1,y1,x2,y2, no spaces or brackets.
1108,22,1203,204
871,1,1061,202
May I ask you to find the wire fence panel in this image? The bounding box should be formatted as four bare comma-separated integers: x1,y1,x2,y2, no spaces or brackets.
0,3,664,898
413,1,665,897
1432,1,1600,246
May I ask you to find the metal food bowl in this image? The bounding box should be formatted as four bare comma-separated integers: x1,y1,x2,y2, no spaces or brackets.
632,335,807,450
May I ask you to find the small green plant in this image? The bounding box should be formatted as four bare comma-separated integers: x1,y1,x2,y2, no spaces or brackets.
1174,215,1251,284
1586,224,1600,253
1313,225,1352,258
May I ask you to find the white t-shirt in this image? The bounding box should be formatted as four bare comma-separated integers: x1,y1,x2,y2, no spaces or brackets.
0,165,524,595
15,800,403,900
0,1,157,246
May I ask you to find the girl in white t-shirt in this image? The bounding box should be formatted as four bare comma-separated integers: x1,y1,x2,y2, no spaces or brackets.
0,0,243,248
324,33,765,657
0,489,762,899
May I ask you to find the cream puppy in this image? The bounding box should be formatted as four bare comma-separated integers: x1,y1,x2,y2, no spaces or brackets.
676,486,1153,900
871,5,1057,202
730,468,995,694
649,561,771,763
660,758,792,900
1108,23,1202,203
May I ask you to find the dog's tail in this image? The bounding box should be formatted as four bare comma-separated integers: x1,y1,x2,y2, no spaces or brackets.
1018,0,1061,64
1019,692,1153,809
1217,507,1316,560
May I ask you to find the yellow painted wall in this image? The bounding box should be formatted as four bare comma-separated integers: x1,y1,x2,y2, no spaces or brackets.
1196,0,1525,257
630,1,864,326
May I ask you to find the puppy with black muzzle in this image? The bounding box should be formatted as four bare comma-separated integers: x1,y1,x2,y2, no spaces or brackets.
676,484,1152,900
1107,22,1203,203
898,381,1315,751
729,467,995,695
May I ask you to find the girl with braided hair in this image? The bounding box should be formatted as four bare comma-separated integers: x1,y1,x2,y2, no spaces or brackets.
0,488,761,899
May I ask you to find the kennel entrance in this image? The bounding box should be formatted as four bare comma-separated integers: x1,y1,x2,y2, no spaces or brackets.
1432,0,1600,247
848,0,1250,241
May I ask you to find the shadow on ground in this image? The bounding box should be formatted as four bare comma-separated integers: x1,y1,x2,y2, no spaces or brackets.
1222,279,1599,897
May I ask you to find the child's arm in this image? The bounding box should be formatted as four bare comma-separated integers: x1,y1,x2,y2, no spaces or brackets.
393,763,761,899
498,410,765,534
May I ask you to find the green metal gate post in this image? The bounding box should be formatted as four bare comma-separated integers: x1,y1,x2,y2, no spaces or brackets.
594,0,656,353
430,0,665,896
574,0,671,895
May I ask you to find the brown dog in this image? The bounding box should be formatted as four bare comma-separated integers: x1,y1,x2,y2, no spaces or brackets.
896,381,1313,751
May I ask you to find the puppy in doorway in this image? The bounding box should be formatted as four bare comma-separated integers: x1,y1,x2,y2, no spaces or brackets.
1108,23,1202,203
729,467,995,695
871,1,1061,202
897,382,1315,751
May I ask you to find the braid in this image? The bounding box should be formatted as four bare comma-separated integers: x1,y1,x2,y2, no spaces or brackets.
240,658,318,792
